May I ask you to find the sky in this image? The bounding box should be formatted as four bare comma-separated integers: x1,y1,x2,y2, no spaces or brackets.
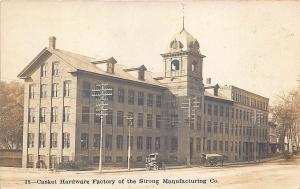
1,1,300,105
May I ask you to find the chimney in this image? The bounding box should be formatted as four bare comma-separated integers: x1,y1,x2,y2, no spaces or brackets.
49,36,56,49
206,78,211,85
214,84,220,96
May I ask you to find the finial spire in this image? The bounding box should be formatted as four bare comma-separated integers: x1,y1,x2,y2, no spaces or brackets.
181,3,185,31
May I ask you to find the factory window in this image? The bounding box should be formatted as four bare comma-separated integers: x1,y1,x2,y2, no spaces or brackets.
81,133,89,149
41,64,47,77
40,107,46,123
138,92,144,105
50,133,57,148
207,121,212,133
53,62,59,76
51,107,58,123
105,134,112,150
40,84,47,98
118,88,125,103
147,114,153,128
116,135,123,150
106,110,113,125
156,115,161,128
156,95,162,107
147,94,153,106
128,90,135,105
28,108,35,123
170,137,178,152
214,105,218,116
146,137,152,151
137,136,143,150
82,81,91,98
63,106,70,123
207,140,211,152
39,133,46,148
82,107,90,123
197,116,201,130
213,122,218,133
220,123,224,133
138,113,144,128
116,156,123,163
220,106,224,117
64,81,71,97
29,84,35,99
225,141,229,152
63,132,70,149
213,140,217,151
219,141,223,152
225,107,229,117
155,137,160,151
196,138,201,152
207,104,212,115
93,134,100,149
52,83,58,97
117,111,124,127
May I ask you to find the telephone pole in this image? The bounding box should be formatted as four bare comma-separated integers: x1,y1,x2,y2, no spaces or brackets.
127,115,134,171
181,96,201,166
91,82,112,172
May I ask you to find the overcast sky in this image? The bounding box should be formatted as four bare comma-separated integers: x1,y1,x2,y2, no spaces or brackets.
1,1,300,104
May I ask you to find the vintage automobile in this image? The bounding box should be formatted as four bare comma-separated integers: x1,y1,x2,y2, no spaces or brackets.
201,153,225,167
145,153,166,170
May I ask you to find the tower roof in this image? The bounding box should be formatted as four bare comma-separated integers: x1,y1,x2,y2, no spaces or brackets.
168,28,200,53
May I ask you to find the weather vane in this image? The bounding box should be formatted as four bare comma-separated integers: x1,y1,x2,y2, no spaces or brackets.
181,3,185,31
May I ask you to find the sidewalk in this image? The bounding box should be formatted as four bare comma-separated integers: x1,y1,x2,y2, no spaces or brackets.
0,155,286,174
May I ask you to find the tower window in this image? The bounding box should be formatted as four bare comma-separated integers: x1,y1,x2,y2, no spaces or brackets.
192,61,197,72
171,60,179,71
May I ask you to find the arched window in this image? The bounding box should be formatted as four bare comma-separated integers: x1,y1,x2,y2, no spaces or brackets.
192,61,197,72
171,60,180,71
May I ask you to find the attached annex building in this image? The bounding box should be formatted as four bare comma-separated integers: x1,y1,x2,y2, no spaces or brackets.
18,28,269,169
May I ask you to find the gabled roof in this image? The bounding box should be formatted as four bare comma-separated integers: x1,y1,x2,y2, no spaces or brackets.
18,47,166,89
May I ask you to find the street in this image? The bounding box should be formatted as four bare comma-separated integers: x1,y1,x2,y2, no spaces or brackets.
1,157,300,189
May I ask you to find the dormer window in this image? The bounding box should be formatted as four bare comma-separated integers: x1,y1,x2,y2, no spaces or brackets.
107,62,114,74
41,64,47,77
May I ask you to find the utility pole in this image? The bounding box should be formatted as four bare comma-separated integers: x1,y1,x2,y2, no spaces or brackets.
181,96,201,167
254,112,263,163
127,115,134,171
92,82,112,173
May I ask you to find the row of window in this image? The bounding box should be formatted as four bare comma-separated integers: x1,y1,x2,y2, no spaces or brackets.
28,107,70,123
80,134,165,152
82,81,162,107
204,121,268,138
40,62,59,78
232,91,268,111
83,108,162,128
204,103,268,125
27,132,70,149
29,81,71,99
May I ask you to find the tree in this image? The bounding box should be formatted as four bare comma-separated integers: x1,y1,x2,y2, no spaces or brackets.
271,88,300,154
0,81,24,149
